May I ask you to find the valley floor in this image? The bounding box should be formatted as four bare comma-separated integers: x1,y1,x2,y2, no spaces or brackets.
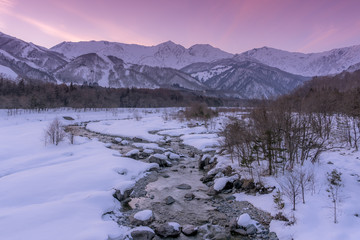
0,108,359,240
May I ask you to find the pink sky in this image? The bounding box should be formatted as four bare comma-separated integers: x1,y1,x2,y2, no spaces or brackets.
0,0,359,53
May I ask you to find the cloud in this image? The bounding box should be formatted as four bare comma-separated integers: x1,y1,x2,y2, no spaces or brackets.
298,27,338,52
0,0,84,42
14,14,84,42
0,0,13,7
0,0,14,29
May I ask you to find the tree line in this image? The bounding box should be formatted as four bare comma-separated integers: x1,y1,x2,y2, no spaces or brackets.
221,70,360,215
0,78,248,109
222,69,360,176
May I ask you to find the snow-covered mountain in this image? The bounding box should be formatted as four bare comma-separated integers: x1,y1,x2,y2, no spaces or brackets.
0,32,67,81
241,45,360,77
182,58,309,99
346,62,360,73
1,31,360,99
54,53,207,90
51,40,233,69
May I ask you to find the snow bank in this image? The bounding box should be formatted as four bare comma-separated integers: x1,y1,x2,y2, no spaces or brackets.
158,126,208,136
86,116,184,142
180,133,220,150
0,110,156,240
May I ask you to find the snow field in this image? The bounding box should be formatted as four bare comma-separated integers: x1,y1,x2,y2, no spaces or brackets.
2,108,359,240
0,109,163,240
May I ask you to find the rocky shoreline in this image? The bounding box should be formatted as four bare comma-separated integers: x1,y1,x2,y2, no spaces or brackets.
68,124,280,240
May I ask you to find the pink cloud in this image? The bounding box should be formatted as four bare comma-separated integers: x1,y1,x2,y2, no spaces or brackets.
1,0,360,53
298,27,338,53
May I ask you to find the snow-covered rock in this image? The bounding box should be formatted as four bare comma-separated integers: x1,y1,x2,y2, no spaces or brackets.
213,175,238,191
237,213,252,227
125,149,140,158
168,153,180,160
143,149,154,154
155,222,182,238
149,154,171,167
134,209,154,222
168,222,181,231
129,226,155,240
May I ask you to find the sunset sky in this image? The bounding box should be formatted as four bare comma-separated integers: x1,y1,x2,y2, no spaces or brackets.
0,0,359,53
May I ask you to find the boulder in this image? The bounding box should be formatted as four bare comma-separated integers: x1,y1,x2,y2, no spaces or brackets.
133,137,144,142
201,173,216,183
168,152,180,160
165,196,176,205
130,210,154,226
213,175,238,192
245,224,257,235
232,228,247,236
125,149,140,159
184,193,195,201
241,179,255,191
233,179,244,189
198,154,212,170
182,224,198,236
155,222,181,238
206,186,217,196
176,184,192,190
148,154,170,167
130,226,155,240
237,213,252,227
269,232,279,240
113,188,132,202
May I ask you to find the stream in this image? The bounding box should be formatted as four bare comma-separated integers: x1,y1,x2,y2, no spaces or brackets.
67,123,278,240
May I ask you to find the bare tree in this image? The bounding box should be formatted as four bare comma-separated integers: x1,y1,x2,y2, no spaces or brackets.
65,126,78,145
296,165,314,204
45,118,66,145
327,169,343,223
278,170,302,211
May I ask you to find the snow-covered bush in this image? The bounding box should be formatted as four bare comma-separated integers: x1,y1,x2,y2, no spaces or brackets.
327,169,343,223
44,118,66,145
180,102,218,127
133,110,142,121
273,189,285,210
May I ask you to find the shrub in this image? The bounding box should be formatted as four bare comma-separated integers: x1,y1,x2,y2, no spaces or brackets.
45,118,66,145
180,102,218,129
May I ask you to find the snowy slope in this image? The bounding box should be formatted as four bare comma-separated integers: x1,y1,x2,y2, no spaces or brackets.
241,45,360,77
0,65,17,79
0,109,160,240
54,53,208,90
346,62,360,73
0,32,67,81
51,40,233,69
182,58,309,99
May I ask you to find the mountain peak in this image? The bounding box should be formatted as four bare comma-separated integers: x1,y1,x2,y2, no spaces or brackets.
157,40,178,47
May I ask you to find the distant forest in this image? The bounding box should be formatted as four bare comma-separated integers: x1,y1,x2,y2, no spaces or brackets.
275,69,360,116
0,78,248,109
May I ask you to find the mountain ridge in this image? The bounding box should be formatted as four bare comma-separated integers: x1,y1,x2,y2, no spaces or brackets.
1,31,360,99
51,39,233,69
